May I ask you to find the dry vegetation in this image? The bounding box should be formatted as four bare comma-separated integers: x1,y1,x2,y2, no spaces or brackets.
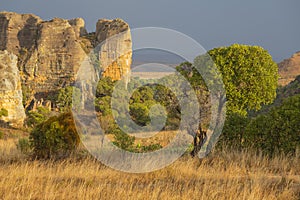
0,136,299,200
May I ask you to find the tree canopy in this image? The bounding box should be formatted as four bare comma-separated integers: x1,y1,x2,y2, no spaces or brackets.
196,44,279,116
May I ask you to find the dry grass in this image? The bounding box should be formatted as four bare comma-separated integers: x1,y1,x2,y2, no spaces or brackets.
106,130,178,146
0,138,299,200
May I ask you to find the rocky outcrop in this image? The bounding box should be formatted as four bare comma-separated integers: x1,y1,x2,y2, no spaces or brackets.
68,18,87,38
278,51,300,86
0,50,26,127
0,12,41,55
0,12,132,109
20,18,88,95
95,19,132,81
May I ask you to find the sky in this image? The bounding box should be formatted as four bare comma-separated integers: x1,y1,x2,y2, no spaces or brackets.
1,0,299,62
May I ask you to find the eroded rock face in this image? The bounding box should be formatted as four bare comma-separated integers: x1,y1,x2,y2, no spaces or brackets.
0,12,41,55
21,18,88,95
95,19,132,81
278,51,300,86
0,50,26,127
68,18,87,38
0,12,132,109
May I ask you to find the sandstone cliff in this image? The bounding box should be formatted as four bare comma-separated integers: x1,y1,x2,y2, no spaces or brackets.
95,18,132,81
0,11,132,109
278,51,300,86
0,50,26,127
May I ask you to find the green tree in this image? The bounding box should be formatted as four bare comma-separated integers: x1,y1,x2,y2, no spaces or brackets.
96,77,114,98
186,44,278,156
129,102,154,126
206,44,278,116
56,86,81,112
95,96,111,116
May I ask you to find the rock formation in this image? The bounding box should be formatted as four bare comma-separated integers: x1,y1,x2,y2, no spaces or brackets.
20,18,88,95
0,11,132,110
278,51,300,86
0,12,42,55
0,50,26,127
95,18,132,81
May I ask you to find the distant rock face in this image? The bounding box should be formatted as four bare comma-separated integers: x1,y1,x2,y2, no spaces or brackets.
0,50,26,127
278,51,300,86
0,12,42,55
68,18,88,38
0,12,132,109
21,18,88,95
95,19,132,81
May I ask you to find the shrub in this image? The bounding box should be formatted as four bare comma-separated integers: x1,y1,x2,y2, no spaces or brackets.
0,108,8,118
113,129,135,151
140,143,162,152
17,138,31,155
218,113,250,150
0,131,4,139
26,106,51,127
29,112,80,159
56,86,82,112
244,94,300,155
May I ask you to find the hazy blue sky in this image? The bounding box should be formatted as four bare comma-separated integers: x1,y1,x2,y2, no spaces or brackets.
1,0,299,62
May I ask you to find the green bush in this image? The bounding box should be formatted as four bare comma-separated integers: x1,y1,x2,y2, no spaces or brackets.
0,108,8,118
218,113,250,150
113,129,135,151
218,94,300,156
56,86,82,112
29,112,80,159
140,143,162,152
26,106,51,127
17,138,31,155
244,94,300,155
0,131,4,139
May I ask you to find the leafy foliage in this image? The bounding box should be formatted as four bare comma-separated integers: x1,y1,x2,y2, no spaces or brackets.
244,94,300,155
29,112,80,159
203,44,278,116
56,86,81,112
113,129,135,151
96,77,114,98
26,106,51,127
0,108,8,118
218,113,250,150
140,143,162,152
219,94,300,155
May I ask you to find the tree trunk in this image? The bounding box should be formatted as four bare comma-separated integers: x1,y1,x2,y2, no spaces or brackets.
191,125,207,157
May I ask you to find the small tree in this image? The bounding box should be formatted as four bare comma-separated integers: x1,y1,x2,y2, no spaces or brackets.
56,86,81,112
189,44,278,156
30,112,80,159
207,44,278,116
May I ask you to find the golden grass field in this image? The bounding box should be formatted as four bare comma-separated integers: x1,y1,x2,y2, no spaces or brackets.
0,131,299,200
